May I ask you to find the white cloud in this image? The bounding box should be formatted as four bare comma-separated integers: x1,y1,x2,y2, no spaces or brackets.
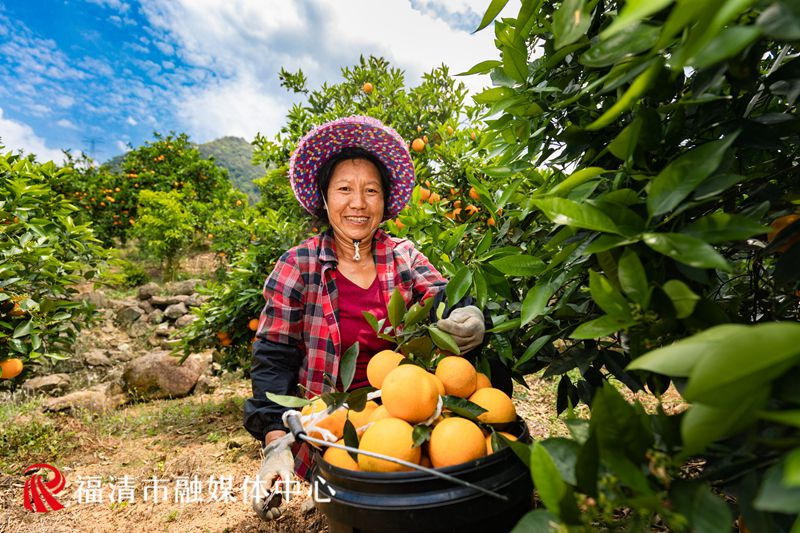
116,140,130,152
84,0,131,13
126,116,137,126
57,118,79,129
0,107,68,163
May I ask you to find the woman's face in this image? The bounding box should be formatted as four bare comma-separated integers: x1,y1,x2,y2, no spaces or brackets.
325,158,385,243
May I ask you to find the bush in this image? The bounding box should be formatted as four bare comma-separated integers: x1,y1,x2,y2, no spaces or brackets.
131,190,195,281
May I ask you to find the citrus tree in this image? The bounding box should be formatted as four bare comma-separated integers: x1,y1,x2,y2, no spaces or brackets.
465,0,800,529
0,149,104,382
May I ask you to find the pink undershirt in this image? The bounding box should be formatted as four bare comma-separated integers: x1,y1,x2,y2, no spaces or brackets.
335,271,395,390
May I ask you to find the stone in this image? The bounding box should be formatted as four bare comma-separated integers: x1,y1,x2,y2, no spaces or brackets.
148,309,165,324
164,302,188,320
137,282,161,300
155,322,172,337
116,305,144,326
128,319,150,338
122,351,209,400
112,343,135,362
174,314,197,328
22,374,72,395
85,349,113,366
193,374,219,395
159,338,182,350
139,300,154,314
165,279,203,295
78,291,107,308
150,295,190,307
42,382,128,413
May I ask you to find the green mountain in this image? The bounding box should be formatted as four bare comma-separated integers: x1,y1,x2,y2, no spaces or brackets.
103,136,264,202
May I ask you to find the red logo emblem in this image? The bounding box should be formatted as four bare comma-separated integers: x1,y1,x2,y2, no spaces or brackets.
23,463,65,512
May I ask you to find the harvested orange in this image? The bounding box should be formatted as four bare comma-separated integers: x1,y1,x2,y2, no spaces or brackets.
486,431,518,454
476,372,491,390
429,417,486,468
323,440,359,470
382,364,439,423
469,388,516,424
366,350,404,389
358,418,421,472
435,356,477,398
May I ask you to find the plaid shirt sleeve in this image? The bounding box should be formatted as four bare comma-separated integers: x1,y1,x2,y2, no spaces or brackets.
261,252,305,345
402,240,448,302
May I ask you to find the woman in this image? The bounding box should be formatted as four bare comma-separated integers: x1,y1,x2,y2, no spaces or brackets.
245,116,508,520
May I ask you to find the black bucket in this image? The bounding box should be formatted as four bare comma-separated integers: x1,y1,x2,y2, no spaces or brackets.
311,420,533,533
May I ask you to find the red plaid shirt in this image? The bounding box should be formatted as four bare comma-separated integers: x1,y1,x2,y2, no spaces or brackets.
254,228,447,478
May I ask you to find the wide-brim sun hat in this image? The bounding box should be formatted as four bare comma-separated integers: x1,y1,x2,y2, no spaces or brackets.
289,115,415,221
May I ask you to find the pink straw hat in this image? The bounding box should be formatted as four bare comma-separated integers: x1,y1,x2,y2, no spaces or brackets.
289,116,415,220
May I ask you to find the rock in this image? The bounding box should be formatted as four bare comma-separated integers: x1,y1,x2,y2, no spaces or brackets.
155,322,172,337
194,374,219,394
139,300,155,314
85,349,113,366
165,279,203,295
128,319,150,338
42,382,127,413
78,291,107,308
184,295,200,308
150,294,190,307
22,374,72,395
116,305,144,326
137,282,161,300
164,302,189,320
112,343,135,362
148,309,165,324
174,314,197,328
159,338,182,350
122,351,209,400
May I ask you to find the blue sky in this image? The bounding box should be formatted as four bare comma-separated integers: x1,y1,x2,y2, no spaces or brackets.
0,0,507,163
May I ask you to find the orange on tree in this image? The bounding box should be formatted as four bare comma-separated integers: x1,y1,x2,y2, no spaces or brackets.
393,218,405,230
465,204,479,216
429,417,486,468
362,82,374,94
358,417,421,472
411,138,426,153
248,318,260,331
428,192,441,204
768,214,800,252
469,187,480,201
381,364,439,423
487,216,496,227
446,125,454,136
469,388,516,424
418,187,431,202
486,431,518,454
435,356,477,398
0,358,23,379
323,440,359,471
366,349,404,388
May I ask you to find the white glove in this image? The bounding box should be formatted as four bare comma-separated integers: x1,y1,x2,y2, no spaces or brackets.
252,436,295,521
436,305,485,354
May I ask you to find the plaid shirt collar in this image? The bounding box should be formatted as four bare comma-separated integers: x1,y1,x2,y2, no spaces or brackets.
317,227,397,266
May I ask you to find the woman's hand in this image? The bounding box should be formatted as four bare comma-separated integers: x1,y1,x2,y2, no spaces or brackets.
436,305,485,353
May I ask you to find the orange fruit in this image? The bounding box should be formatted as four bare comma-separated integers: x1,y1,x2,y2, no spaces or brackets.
476,372,491,390
428,192,441,204
428,373,446,396
435,356,477,398
469,187,480,201
382,364,439,423
323,440,359,471
423,135,429,143
362,82,373,94
486,431,517,454
302,398,347,441
487,217,496,226
469,388,516,424
248,318,260,332
8,303,25,317
429,417,486,468
768,214,800,252
453,200,462,209
465,204,479,216
419,187,431,202
366,350,405,389
470,131,477,141
393,219,405,230
347,400,379,429
215,331,229,341
220,337,233,347
411,138,426,153
446,125,454,136
368,404,392,423
358,418,421,472
0,358,24,379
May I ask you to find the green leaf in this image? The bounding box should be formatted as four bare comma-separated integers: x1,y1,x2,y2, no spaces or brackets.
510,510,559,533
642,232,731,272
589,270,632,320
580,24,660,68
540,438,580,486
428,326,461,355
521,281,557,326
601,0,674,39
388,287,406,329
489,255,546,277
690,25,761,69
534,197,622,234
647,134,739,217
662,280,700,319
404,296,435,327
589,385,653,460
682,212,767,244
265,392,313,409
502,44,529,83
547,167,607,197
412,424,433,448
339,342,359,392
617,249,650,309
608,117,643,161
13,319,32,338
362,311,380,333
586,58,663,131
488,317,522,333
446,267,473,306
785,448,800,487
441,395,487,422
514,335,553,370
456,60,502,76
627,324,744,376
530,442,568,512
474,0,511,33
683,323,800,406
343,418,359,462
585,235,639,255
759,410,800,429
757,2,800,40
473,86,515,105
753,458,800,513
553,0,591,49
571,315,634,339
